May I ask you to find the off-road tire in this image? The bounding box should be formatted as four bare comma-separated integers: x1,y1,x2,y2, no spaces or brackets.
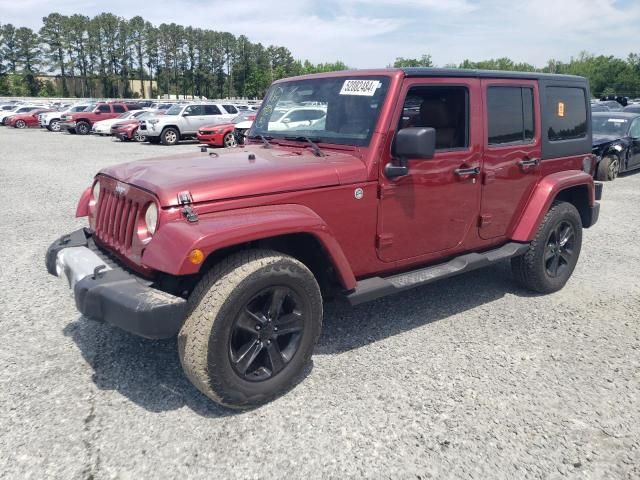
178,249,323,409
15,120,26,129
511,201,582,294
48,119,60,132
596,154,620,181
161,127,179,145
75,121,90,135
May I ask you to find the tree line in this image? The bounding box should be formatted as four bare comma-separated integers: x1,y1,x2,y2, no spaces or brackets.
1,13,638,100
0,13,347,99
392,53,640,98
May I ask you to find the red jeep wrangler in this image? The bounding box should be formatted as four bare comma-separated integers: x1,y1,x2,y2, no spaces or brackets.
59,102,133,135
46,69,602,408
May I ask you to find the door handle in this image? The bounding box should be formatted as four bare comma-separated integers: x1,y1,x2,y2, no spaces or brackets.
454,166,481,176
517,158,540,168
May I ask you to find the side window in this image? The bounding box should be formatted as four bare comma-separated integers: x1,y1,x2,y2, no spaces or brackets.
546,87,587,141
222,104,238,114
630,119,640,139
400,86,468,150
113,104,126,113
97,105,110,113
185,105,204,116
204,105,221,115
487,86,535,145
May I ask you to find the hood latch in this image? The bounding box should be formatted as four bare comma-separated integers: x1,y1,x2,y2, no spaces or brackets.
178,191,198,223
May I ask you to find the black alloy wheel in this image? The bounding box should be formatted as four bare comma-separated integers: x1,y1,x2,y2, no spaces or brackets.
543,220,575,278
76,121,90,135
229,286,304,382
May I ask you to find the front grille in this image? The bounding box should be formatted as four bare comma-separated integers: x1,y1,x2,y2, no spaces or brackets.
94,187,141,253
200,130,212,135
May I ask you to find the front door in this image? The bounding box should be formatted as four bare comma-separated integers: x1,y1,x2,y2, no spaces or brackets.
183,104,206,134
628,117,640,169
479,79,541,239
377,78,483,263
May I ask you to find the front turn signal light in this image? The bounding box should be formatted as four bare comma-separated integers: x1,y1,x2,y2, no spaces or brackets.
188,249,204,265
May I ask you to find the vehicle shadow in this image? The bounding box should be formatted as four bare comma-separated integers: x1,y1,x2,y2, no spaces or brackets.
64,260,533,415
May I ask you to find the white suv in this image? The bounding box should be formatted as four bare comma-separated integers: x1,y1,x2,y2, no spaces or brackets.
40,104,90,132
140,103,238,145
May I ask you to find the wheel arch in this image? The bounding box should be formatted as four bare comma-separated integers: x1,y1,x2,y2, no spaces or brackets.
511,171,596,242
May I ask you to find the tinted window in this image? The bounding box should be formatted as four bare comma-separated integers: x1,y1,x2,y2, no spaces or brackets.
113,104,126,113
97,105,110,113
222,104,238,114
185,105,204,116
400,86,468,150
204,105,221,115
546,87,587,141
487,87,535,145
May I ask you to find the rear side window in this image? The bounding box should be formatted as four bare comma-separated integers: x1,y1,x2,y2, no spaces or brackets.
487,86,535,145
222,104,238,114
97,105,110,113
113,104,126,113
546,87,587,141
204,105,222,115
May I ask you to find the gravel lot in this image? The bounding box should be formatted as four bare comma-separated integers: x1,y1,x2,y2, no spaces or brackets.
0,127,639,479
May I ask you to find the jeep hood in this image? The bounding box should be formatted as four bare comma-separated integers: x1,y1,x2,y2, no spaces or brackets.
99,146,366,207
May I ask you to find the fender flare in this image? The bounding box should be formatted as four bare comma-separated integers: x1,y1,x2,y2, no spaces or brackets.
511,170,595,242
142,204,357,289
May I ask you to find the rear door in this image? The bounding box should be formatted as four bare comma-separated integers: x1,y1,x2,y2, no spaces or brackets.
202,105,225,127
479,80,541,239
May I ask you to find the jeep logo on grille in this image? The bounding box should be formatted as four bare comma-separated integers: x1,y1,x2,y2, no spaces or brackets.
114,183,128,196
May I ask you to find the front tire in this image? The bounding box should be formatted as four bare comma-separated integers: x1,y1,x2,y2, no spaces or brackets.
133,128,146,142
179,249,323,409
75,121,90,135
49,119,61,132
512,201,583,294
596,155,620,181
161,127,179,145
223,132,237,148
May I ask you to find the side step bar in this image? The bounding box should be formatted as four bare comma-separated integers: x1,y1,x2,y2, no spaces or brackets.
346,242,530,305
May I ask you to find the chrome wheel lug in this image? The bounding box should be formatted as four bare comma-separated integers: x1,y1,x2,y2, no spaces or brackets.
256,325,261,330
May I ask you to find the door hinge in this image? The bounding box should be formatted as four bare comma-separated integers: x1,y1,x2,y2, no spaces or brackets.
178,191,198,223
376,233,394,248
378,185,396,200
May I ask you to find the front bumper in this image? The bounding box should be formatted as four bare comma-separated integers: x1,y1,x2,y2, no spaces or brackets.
46,228,187,339
197,132,224,146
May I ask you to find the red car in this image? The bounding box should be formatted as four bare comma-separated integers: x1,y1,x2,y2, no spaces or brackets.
8,109,54,129
111,111,165,142
197,112,256,147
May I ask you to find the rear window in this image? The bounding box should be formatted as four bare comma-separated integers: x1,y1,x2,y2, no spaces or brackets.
222,104,238,114
546,87,587,141
487,86,535,145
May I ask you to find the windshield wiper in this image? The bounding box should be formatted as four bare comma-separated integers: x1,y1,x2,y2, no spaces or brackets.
284,136,325,157
247,134,273,148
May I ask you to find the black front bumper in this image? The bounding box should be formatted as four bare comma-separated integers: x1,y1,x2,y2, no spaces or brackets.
46,229,186,339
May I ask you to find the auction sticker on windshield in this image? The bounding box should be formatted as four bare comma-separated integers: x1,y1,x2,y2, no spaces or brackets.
340,80,381,96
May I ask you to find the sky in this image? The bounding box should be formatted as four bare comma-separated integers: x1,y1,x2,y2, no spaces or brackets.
1,0,639,68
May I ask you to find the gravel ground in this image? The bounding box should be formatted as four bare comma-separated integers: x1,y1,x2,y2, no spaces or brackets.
0,127,639,479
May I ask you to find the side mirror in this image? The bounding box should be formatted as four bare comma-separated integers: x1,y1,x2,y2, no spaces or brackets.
385,127,436,178
282,118,291,124
95,110,101,114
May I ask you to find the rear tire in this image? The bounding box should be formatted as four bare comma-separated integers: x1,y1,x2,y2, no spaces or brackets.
161,127,179,145
511,201,582,294
15,120,26,129
596,155,620,181
178,249,322,409
49,119,61,132
76,121,90,135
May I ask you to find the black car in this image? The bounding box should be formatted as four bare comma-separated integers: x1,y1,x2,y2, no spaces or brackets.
592,112,640,181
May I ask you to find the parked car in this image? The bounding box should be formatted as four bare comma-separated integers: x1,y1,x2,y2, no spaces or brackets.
7,108,54,129
139,103,237,145
0,105,46,125
197,111,257,147
111,110,165,142
40,104,91,132
591,112,640,180
591,104,610,113
59,102,135,135
598,100,623,112
46,68,601,409
623,104,640,114
92,110,148,136
266,106,327,130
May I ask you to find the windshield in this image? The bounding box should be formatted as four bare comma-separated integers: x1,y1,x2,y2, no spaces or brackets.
70,105,88,112
593,116,630,136
165,104,183,115
252,76,390,146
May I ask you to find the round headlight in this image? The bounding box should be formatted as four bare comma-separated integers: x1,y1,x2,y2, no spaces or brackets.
145,203,158,235
92,181,101,201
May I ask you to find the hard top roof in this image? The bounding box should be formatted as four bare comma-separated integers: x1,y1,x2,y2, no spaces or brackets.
401,67,585,82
